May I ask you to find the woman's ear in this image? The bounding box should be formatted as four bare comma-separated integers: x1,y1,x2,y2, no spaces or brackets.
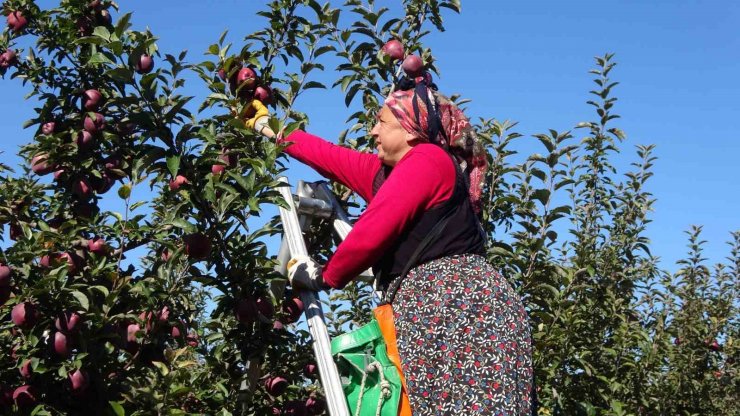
404,131,421,146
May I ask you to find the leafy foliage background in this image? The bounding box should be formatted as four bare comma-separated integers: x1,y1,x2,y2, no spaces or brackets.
0,1,736,415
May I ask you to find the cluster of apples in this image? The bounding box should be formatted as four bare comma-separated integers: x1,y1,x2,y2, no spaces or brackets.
381,39,425,78
219,65,273,105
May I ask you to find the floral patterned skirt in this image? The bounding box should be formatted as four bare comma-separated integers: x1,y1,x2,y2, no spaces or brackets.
392,254,533,415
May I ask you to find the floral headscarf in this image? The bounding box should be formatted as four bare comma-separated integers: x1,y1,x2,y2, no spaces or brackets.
385,76,488,214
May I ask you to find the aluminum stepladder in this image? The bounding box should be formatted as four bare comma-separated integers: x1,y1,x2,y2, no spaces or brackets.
274,176,377,416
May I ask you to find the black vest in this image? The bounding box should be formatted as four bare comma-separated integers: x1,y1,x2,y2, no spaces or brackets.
372,154,486,290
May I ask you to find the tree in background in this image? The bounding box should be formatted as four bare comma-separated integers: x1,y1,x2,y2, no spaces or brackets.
0,1,736,415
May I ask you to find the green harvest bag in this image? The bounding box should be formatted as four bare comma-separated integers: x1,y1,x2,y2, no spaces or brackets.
331,319,403,416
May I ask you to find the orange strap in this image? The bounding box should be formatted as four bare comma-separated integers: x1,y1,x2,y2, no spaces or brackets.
373,304,412,416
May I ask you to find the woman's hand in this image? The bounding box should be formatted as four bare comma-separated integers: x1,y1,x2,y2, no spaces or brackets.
243,99,272,137
287,255,331,292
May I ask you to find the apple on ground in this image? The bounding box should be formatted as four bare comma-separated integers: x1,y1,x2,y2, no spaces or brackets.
402,54,424,77
183,233,212,260
381,39,405,61
134,53,154,74
11,302,39,329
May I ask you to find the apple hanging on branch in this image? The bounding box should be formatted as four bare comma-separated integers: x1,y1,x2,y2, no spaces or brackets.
6,11,28,33
381,39,405,61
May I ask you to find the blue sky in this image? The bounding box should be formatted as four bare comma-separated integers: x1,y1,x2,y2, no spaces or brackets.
2,1,738,272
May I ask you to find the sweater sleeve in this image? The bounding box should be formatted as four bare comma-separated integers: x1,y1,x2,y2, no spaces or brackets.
279,130,381,202
321,144,456,288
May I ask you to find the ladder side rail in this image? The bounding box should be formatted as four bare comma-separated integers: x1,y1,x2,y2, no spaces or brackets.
276,177,350,416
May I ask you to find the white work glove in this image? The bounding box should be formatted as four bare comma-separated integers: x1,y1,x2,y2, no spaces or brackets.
287,255,330,292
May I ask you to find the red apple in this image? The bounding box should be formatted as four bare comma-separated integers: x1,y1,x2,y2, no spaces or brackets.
11,302,39,329
58,252,82,274
171,322,184,339
303,363,317,378
41,121,56,135
97,9,112,25
53,331,72,357
87,237,108,255
211,164,225,175
69,369,89,394
0,49,18,69
9,224,22,240
31,153,56,175
186,331,198,347
281,295,304,324
305,396,326,415
160,249,171,262
73,201,99,219
402,54,424,77
12,385,38,408
169,175,188,191
254,85,273,105
381,39,405,61
256,296,274,319
265,376,288,396
183,233,212,260
104,155,122,170
0,264,11,287
217,68,227,81
91,173,114,194
236,67,258,90
235,297,258,324
6,11,28,33
82,89,103,111
55,311,83,333
53,169,65,181
282,400,308,415
709,340,721,351
83,112,106,133
134,53,154,74
77,130,94,149
273,320,284,331
126,323,140,344
72,178,93,199
19,360,32,379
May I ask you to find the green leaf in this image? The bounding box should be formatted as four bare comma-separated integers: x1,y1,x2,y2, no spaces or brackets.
108,401,125,416
71,291,90,311
88,52,114,65
166,155,180,178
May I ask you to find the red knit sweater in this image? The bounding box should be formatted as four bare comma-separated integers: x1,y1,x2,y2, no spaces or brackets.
280,130,456,288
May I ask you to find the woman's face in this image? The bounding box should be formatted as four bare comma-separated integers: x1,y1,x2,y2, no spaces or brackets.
370,106,415,167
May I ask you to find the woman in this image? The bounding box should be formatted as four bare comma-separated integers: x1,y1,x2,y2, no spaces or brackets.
247,75,533,415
